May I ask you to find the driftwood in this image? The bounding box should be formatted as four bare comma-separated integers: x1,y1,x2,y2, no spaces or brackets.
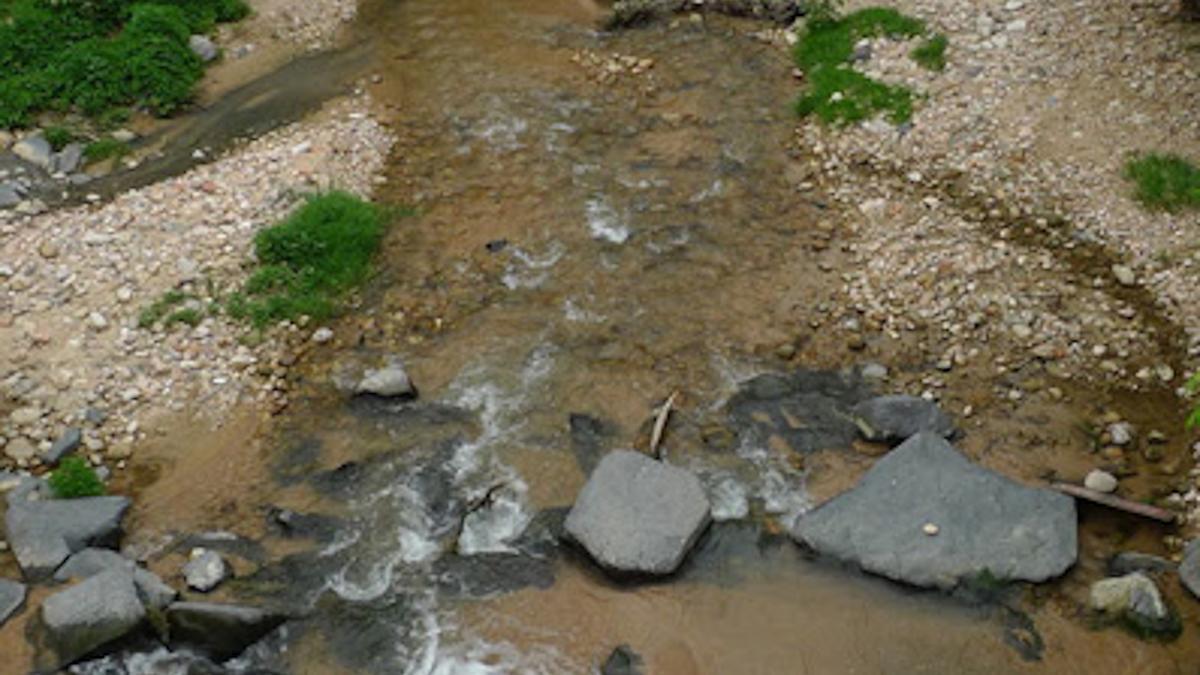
650,391,679,460
1051,482,1179,524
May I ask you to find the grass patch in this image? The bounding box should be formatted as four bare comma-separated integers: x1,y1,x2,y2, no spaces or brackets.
84,137,131,163
794,7,945,125
138,289,190,328
225,192,395,328
43,125,76,150
0,0,249,128
912,33,948,71
1125,154,1200,211
49,456,105,498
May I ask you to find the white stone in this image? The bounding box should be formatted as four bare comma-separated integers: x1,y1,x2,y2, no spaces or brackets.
1084,469,1118,494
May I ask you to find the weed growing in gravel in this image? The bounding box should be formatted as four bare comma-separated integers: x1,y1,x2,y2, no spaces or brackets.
43,125,75,150
911,34,948,71
794,7,945,124
1125,153,1200,211
49,456,106,498
84,138,131,163
138,289,190,328
0,0,249,127
226,192,397,328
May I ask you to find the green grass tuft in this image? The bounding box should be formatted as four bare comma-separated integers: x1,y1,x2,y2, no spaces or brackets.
1125,154,1200,211
49,456,105,498
794,7,943,125
43,125,75,151
84,137,130,163
226,192,395,328
138,289,190,328
912,33,948,71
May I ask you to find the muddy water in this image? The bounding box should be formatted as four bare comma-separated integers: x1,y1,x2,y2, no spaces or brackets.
79,0,1200,673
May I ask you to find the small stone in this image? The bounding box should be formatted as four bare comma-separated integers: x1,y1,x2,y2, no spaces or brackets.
43,428,82,465
88,312,108,331
1111,264,1136,287
1107,422,1134,447
183,548,228,592
1084,469,1118,494
189,35,218,62
1101,446,1125,461
38,240,60,259
4,437,36,462
311,327,334,344
922,522,940,536
861,363,888,381
10,406,42,426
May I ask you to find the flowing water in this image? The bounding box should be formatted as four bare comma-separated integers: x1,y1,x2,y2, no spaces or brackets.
75,0,1200,673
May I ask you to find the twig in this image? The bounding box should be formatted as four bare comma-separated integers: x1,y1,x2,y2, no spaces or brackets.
650,391,678,460
1050,482,1178,524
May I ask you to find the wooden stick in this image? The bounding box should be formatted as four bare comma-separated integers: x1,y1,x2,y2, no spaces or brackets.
650,391,679,460
1050,482,1179,524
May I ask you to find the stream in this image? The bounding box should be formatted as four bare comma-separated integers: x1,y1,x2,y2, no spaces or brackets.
75,0,1200,672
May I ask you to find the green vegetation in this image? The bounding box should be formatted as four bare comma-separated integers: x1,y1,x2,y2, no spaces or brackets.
49,456,105,498
138,289,191,328
0,0,249,128
43,125,75,151
84,137,131,162
226,192,394,328
912,34,948,71
1125,154,1200,211
794,7,946,125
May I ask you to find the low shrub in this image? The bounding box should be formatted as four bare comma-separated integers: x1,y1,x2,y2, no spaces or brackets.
49,456,106,498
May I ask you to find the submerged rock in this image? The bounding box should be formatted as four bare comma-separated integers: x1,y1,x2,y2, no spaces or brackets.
565,450,711,576
42,568,146,666
602,644,645,675
1180,539,1200,600
0,578,25,627
850,395,954,443
166,602,285,662
4,496,130,580
791,433,1076,590
1090,572,1178,636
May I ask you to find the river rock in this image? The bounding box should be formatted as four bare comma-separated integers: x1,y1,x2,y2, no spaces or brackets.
13,135,53,170
850,394,954,443
355,362,415,398
54,548,177,610
4,437,37,462
1089,572,1177,635
183,547,228,592
0,182,18,208
602,644,644,675
791,433,1077,590
189,35,218,62
1109,551,1173,576
1180,539,1200,599
1084,469,1118,494
166,602,285,662
4,496,130,580
54,143,84,174
0,578,25,627
564,450,711,576
42,568,146,666
44,427,83,465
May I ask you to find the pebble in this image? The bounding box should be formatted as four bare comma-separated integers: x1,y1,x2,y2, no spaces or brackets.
311,327,334,344
1085,469,1119,493
922,522,940,536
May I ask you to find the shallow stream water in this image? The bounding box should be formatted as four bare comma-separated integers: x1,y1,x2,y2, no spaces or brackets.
75,0,1200,672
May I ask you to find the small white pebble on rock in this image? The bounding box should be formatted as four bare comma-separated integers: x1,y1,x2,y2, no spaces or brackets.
922,523,940,536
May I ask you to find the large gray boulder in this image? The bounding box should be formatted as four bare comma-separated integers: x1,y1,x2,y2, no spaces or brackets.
5,496,130,579
54,548,177,611
850,395,954,443
12,135,53,170
41,568,146,665
791,433,1077,590
1181,539,1200,599
564,450,711,576
166,602,285,662
0,578,25,627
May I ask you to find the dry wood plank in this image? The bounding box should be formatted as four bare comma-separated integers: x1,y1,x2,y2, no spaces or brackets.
650,391,679,460
1050,482,1179,524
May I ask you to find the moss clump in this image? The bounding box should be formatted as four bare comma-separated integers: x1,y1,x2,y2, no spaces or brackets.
911,33,948,71
226,192,396,328
794,7,945,125
1125,153,1200,211
84,137,131,163
49,456,106,499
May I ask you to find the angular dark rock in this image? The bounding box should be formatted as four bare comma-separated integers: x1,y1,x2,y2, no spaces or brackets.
0,578,25,627
850,395,955,443
1180,539,1200,600
5,496,130,579
41,568,146,666
602,644,644,675
1109,551,1173,577
166,602,285,662
564,450,711,576
44,427,82,465
54,548,177,611
791,433,1076,590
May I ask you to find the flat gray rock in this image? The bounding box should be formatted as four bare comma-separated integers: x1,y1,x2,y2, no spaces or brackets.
12,135,52,170
183,548,228,592
791,433,1077,590
0,182,18,208
44,427,82,465
42,568,145,665
53,548,177,610
5,496,130,580
53,143,84,175
166,602,284,662
0,578,25,627
1181,539,1200,599
565,450,711,576
850,395,954,442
